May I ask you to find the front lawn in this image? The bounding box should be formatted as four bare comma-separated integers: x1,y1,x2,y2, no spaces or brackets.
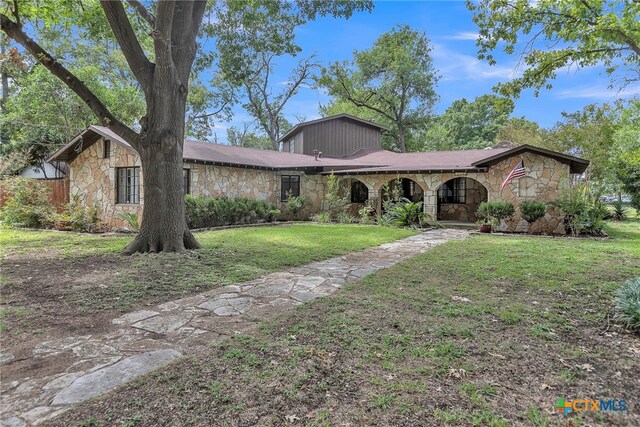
48,222,640,427
0,224,415,351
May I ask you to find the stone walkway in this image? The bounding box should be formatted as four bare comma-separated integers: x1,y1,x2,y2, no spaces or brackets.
0,229,470,426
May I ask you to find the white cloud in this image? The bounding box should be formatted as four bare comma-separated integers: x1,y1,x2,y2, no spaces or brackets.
555,84,640,100
442,31,478,41
432,44,519,81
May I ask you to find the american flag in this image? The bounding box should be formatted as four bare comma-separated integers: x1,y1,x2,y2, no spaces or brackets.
500,160,526,190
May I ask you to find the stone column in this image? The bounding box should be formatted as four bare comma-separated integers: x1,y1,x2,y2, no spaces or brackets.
423,190,437,220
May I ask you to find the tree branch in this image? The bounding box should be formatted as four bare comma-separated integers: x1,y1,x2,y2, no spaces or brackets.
101,0,154,93
1,13,139,147
126,0,156,27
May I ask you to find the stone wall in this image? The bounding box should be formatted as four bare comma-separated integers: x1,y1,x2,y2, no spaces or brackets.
337,152,571,234
187,163,277,204
70,142,570,233
69,138,143,228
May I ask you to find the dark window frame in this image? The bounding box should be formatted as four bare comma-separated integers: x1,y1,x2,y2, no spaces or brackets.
280,175,300,201
116,167,140,204
438,178,467,204
104,139,111,159
351,180,369,203
183,168,191,195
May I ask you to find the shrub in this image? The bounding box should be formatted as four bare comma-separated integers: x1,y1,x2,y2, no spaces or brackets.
476,200,515,227
387,198,424,227
554,184,607,236
283,191,306,220
358,202,376,225
116,212,140,230
336,211,354,224
520,201,546,226
610,200,627,221
54,197,101,232
0,177,55,228
325,174,349,219
184,195,275,229
614,277,640,334
312,212,331,223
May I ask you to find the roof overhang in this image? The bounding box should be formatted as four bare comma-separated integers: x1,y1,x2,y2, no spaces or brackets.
471,144,589,174
48,126,135,163
325,167,488,176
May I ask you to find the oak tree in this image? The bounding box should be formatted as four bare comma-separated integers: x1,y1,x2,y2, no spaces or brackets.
319,25,439,152
468,0,640,97
1,0,371,253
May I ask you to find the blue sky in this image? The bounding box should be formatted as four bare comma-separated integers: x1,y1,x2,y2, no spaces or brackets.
215,0,639,143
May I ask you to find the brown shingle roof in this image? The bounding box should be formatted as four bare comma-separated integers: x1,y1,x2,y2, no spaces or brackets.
49,126,588,174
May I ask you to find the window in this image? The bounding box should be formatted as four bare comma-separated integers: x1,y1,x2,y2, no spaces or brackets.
103,139,111,159
183,169,191,195
351,181,369,203
281,175,300,201
438,178,466,204
116,167,140,204
288,140,295,153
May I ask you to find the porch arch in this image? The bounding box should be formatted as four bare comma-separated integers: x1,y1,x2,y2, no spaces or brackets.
435,177,488,222
379,177,425,212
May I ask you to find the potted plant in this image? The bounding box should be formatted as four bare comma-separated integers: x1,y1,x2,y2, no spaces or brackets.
476,201,515,233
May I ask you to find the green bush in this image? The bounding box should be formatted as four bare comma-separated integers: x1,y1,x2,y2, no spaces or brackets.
116,212,140,230
311,212,331,223
520,201,546,224
184,195,275,229
0,177,55,228
336,211,354,224
358,203,376,225
54,196,101,232
387,198,424,227
610,200,627,221
283,191,306,220
614,277,640,334
554,184,607,236
476,200,515,227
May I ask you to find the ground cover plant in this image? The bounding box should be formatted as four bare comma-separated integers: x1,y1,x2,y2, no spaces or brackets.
0,224,414,383
46,222,640,426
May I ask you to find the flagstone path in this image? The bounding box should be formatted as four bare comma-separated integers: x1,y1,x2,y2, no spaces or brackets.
0,228,470,426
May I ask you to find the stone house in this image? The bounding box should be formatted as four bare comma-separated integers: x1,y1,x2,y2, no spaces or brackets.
49,114,588,233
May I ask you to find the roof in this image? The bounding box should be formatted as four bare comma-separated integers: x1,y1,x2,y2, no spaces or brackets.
49,126,589,174
49,126,379,171
471,144,589,174
277,114,388,143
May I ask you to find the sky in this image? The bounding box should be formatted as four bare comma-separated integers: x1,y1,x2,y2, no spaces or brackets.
214,0,639,144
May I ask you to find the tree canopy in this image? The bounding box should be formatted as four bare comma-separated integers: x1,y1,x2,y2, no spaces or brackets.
468,0,640,97
1,0,373,253
319,25,439,152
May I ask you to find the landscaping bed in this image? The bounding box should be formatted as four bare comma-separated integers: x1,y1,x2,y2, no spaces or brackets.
44,222,640,426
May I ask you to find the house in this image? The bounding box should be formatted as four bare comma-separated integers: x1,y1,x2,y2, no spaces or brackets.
48,114,589,233
19,161,68,180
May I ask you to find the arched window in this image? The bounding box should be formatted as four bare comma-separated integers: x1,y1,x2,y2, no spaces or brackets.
351,181,369,203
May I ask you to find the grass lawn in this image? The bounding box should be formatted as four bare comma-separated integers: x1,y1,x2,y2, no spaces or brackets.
46,222,640,427
0,224,415,351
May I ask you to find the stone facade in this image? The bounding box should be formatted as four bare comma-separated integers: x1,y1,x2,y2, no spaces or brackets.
70,138,143,228
70,140,570,233
337,152,570,234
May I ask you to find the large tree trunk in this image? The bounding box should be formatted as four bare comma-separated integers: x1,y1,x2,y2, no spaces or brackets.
124,87,201,254
397,124,406,152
